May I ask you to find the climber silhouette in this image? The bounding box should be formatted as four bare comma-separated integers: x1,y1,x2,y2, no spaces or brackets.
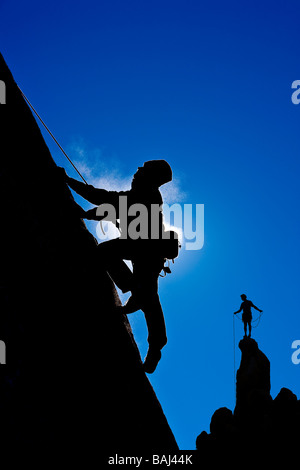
58,160,176,373
234,294,263,337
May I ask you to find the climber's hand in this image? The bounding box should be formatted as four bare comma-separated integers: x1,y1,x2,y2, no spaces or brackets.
71,204,86,219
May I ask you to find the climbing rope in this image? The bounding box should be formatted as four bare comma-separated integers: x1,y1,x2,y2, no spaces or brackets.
251,311,263,328
233,314,236,396
234,311,263,329
18,85,106,236
17,86,88,184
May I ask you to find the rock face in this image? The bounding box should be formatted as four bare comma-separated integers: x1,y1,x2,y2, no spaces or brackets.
196,338,300,464
0,53,178,460
235,337,271,420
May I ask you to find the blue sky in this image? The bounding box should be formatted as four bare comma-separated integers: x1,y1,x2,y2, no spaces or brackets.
1,0,300,449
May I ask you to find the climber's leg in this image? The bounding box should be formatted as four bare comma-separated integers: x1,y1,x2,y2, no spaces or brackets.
96,239,134,293
97,239,167,372
122,249,164,313
248,320,252,337
143,294,167,349
122,295,140,314
142,294,167,373
131,260,167,373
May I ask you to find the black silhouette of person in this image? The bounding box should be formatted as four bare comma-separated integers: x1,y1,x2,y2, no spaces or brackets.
234,294,263,337
58,160,174,373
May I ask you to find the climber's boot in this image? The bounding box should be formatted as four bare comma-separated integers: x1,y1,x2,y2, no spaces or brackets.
143,346,162,374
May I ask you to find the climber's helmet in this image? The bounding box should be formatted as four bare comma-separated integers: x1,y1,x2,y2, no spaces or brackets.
133,160,172,188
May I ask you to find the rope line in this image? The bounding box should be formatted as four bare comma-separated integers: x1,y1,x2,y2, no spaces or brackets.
233,314,236,397
234,311,263,328
17,86,88,185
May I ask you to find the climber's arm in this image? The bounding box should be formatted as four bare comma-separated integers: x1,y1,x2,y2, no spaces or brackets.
82,207,97,220
83,207,109,221
234,305,243,314
66,176,108,205
62,200,103,221
57,167,122,206
252,303,263,313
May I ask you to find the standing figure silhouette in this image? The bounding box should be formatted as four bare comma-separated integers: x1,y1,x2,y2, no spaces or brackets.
234,294,263,337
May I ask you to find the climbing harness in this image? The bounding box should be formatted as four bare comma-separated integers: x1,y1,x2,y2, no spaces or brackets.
159,231,181,277
159,259,173,277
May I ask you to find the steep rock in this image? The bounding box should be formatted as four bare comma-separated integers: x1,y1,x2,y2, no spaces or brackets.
0,53,178,460
235,337,271,422
196,337,300,464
